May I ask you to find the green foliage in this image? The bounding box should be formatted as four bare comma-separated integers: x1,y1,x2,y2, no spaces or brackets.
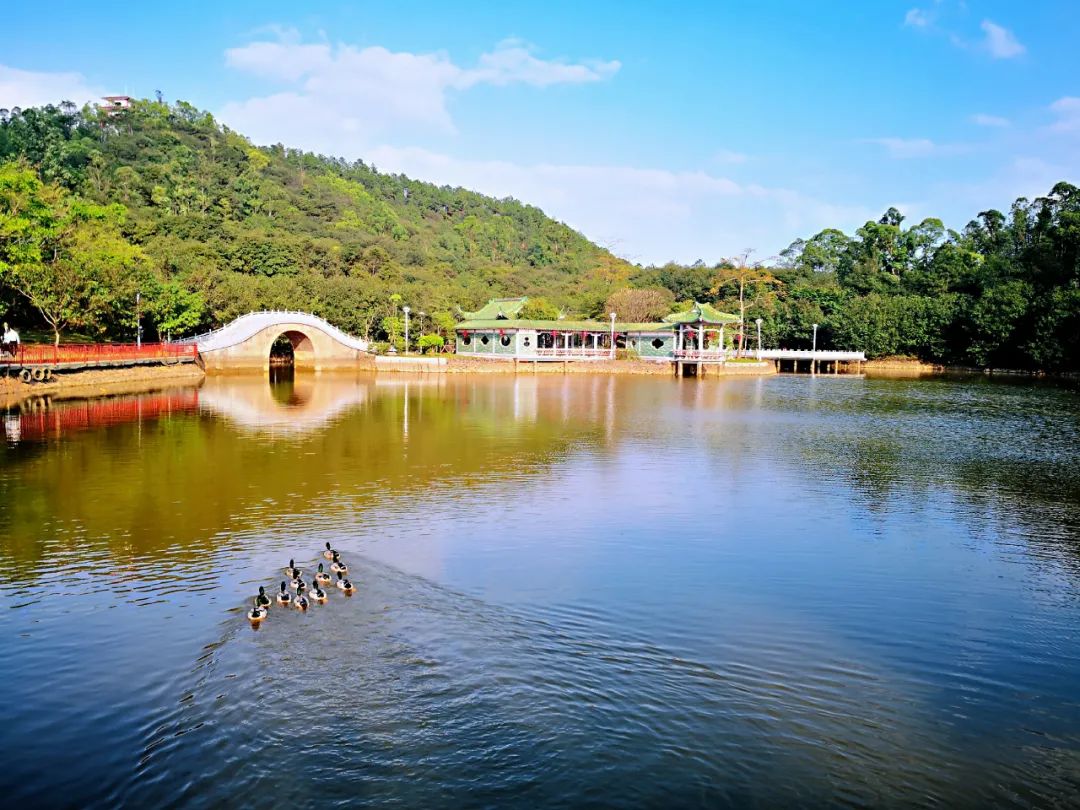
1,100,1077,369
0,99,635,344
656,188,1079,370
519,297,561,320
418,334,445,353
0,161,147,344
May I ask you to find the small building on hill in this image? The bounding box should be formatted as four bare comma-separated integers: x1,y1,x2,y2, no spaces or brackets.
454,297,740,362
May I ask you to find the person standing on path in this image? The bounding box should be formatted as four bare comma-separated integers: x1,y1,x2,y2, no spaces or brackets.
2,322,20,359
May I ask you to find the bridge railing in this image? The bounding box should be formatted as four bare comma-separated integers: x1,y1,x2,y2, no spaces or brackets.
180,311,371,353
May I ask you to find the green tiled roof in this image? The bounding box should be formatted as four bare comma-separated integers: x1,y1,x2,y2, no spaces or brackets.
663,302,740,324
456,319,672,333
460,297,529,320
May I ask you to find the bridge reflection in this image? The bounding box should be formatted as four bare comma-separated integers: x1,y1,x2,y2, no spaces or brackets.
197,372,376,434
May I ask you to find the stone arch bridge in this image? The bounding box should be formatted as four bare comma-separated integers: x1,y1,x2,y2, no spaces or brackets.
183,311,372,372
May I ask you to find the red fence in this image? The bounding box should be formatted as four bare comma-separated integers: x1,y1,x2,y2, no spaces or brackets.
4,342,198,366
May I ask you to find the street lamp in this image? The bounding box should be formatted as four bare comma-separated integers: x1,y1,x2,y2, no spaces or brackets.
812,322,819,374
755,318,763,356
403,306,411,355
136,291,142,349
609,312,617,359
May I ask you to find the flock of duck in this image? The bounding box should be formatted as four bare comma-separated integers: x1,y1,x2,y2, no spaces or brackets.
247,542,355,623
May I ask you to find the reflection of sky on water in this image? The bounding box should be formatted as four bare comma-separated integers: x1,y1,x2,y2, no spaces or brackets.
1,373,1079,806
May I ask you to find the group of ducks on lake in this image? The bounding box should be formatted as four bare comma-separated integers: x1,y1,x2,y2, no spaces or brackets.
248,543,355,623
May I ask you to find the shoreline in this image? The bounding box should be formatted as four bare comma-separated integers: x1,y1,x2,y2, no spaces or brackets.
5,355,1074,407
1,365,206,409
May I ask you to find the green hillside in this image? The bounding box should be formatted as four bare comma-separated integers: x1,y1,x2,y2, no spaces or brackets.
0,99,632,342
0,99,1077,369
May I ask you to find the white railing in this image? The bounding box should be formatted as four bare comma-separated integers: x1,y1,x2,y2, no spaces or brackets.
180,311,370,353
755,349,866,361
674,349,731,361
531,348,611,358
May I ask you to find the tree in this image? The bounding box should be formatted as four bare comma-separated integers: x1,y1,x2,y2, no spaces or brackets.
710,251,780,355
0,161,145,344
603,287,674,322
519,297,560,320
418,334,445,353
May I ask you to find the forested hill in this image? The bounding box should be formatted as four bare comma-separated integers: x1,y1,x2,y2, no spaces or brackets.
0,99,632,340
0,99,1077,369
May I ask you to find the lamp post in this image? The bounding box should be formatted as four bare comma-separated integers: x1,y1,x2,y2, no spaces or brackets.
755,317,763,357
609,312,617,359
136,291,142,349
403,306,411,355
812,322,818,375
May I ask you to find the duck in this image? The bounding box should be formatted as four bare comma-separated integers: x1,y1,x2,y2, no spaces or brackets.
255,586,272,609
314,563,331,585
248,598,268,623
294,594,309,611
310,582,328,602
336,572,355,594
276,581,292,606
284,558,301,579
322,541,336,560
290,573,306,591
330,552,348,575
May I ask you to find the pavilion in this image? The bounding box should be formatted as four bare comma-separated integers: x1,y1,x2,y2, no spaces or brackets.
453,298,740,362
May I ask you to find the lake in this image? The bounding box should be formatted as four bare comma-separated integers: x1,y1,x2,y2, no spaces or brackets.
1,372,1079,807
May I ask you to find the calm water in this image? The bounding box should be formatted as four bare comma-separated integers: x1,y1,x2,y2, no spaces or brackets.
1,372,1079,808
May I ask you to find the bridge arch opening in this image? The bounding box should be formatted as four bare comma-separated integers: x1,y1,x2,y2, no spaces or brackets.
269,330,315,371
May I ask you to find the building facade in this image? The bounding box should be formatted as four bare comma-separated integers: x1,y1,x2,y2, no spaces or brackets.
454,298,740,362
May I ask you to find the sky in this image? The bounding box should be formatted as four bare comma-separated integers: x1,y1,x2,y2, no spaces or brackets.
2,0,1078,265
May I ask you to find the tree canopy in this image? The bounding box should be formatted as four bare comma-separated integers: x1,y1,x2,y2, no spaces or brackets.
0,99,1076,369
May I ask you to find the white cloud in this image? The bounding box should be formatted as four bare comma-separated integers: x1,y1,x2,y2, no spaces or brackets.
1048,97,1080,133
462,39,620,88
364,145,873,263
0,64,103,111
863,137,969,159
220,35,619,143
713,149,749,165
971,113,1010,128
904,8,932,28
979,20,1025,59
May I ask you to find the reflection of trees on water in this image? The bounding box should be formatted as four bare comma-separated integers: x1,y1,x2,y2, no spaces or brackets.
791,377,1080,576
0,376,610,572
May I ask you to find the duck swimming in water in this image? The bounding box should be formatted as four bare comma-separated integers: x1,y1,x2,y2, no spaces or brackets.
322,541,336,560
248,598,267,623
294,594,309,610
311,582,328,602
336,572,355,594
330,552,348,575
255,586,272,609
284,558,301,579
276,581,292,606
315,563,331,585
290,572,306,591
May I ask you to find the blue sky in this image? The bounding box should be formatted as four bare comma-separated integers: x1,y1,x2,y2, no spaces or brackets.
2,0,1078,264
